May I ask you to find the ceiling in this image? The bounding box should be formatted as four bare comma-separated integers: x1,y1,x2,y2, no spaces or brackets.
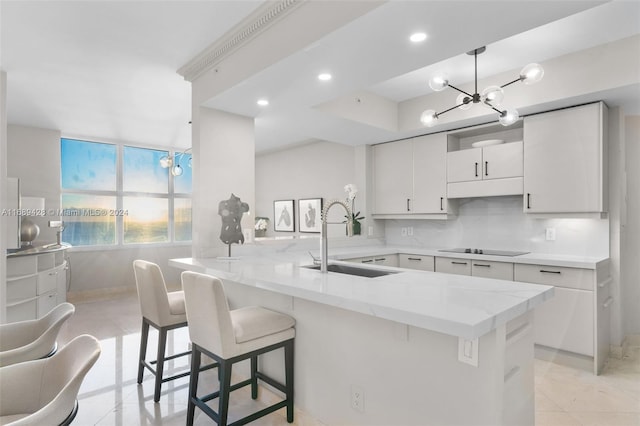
2,1,639,153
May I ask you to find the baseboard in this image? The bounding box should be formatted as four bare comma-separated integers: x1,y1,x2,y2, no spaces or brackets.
67,286,137,304
534,344,593,373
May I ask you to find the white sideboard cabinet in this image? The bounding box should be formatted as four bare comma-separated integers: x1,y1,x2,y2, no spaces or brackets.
5,251,68,323
373,133,452,217
523,102,608,215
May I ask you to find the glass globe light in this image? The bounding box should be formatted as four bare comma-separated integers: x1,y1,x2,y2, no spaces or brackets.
520,63,544,85
481,85,504,107
428,74,449,92
456,93,473,110
171,164,183,176
159,155,172,168
188,157,192,168
499,108,520,126
420,109,438,127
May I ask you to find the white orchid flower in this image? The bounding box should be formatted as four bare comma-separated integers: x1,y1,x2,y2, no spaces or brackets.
344,183,358,200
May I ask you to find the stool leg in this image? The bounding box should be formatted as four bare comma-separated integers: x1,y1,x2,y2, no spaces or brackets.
250,355,258,399
218,359,232,426
154,326,168,403
137,319,150,384
186,347,201,426
285,340,294,423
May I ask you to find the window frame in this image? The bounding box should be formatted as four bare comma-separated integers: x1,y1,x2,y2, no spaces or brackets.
60,137,192,250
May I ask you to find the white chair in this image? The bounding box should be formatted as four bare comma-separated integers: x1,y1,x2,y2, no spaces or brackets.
0,302,75,367
0,334,101,425
133,260,193,402
182,271,296,426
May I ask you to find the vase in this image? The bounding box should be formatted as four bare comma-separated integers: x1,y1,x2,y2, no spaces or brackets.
255,229,266,238
348,221,361,236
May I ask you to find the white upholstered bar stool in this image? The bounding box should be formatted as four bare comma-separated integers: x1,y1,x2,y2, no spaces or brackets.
182,271,296,426
0,302,75,367
133,260,193,403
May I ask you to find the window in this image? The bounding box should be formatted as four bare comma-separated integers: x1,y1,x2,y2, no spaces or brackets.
61,138,191,247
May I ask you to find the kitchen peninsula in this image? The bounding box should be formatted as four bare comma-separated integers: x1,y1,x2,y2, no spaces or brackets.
170,249,554,426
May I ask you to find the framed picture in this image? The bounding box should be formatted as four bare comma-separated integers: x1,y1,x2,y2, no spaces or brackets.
273,200,295,232
298,198,323,233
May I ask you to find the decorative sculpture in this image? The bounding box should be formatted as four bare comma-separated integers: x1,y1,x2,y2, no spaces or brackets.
218,193,249,257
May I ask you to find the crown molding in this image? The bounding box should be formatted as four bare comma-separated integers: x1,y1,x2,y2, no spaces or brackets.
178,0,303,82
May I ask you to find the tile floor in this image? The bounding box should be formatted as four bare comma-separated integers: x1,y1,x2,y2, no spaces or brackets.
58,294,640,426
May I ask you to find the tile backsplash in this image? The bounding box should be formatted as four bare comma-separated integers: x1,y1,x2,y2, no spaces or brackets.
384,196,609,258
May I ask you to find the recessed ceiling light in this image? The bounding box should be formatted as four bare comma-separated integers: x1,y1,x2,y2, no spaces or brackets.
409,32,427,43
318,73,332,81
257,99,269,106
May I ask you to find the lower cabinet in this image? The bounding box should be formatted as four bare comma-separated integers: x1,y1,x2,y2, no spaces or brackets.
471,260,514,281
345,254,398,268
435,257,471,275
398,254,434,271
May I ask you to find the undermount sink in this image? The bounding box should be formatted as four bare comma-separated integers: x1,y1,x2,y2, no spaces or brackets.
303,264,398,278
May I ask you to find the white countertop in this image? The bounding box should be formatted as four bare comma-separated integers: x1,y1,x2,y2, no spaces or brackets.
170,250,554,340
328,245,608,269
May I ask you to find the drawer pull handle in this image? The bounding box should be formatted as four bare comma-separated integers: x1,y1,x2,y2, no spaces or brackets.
407,258,422,261
362,260,373,263
540,270,561,274
473,264,491,268
452,261,467,265
603,297,614,309
598,278,613,288
48,272,57,276
375,258,386,262
475,162,479,177
527,193,531,209
504,366,520,383
485,161,488,176
407,198,410,212
440,197,444,211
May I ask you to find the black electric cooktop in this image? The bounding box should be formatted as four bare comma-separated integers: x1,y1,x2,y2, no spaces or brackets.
438,248,529,257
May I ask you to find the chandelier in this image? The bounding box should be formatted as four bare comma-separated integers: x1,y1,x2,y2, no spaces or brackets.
159,148,192,176
420,47,544,127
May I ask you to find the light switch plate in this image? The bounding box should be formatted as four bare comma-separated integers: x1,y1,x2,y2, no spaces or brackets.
545,228,556,241
458,337,479,367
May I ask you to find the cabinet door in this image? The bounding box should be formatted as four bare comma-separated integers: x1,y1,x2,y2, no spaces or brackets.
413,134,448,213
399,254,434,271
373,254,398,267
447,148,482,183
374,140,413,214
533,287,594,356
482,141,523,180
471,261,513,281
523,103,605,213
38,291,58,318
56,263,67,304
435,257,471,275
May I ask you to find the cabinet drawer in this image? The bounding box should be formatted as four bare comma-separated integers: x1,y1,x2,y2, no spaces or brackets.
38,291,58,318
38,269,60,294
472,261,513,281
514,264,593,290
399,254,434,271
534,287,594,356
7,299,37,323
435,257,471,275
7,275,37,301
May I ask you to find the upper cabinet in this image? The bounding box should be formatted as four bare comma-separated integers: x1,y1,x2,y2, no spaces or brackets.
446,123,524,199
373,133,451,217
523,102,608,216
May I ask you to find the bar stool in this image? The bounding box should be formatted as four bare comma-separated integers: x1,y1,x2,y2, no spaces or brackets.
182,271,295,426
133,260,192,402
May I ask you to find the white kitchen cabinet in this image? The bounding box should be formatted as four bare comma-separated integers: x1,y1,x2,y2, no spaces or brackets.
398,254,434,271
345,255,398,268
447,148,482,183
471,260,514,281
514,262,610,374
523,102,608,215
373,133,451,216
435,257,471,275
5,250,68,323
482,142,524,180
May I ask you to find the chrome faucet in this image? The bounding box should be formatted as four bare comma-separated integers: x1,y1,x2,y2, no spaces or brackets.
320,199,353,273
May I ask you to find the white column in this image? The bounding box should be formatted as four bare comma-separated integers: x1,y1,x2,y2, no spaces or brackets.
192,106,255,258
1,70,7,323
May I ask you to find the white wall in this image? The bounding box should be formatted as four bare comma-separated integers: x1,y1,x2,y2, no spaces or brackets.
0,71,7,322
255,140,357,239
6,124,192,294
623,116,640,337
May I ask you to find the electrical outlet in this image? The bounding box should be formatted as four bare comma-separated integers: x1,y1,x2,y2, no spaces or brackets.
407,226,413,236
545,228,556,241
401,227,407,237
458,337,479,367
351,385,364,412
